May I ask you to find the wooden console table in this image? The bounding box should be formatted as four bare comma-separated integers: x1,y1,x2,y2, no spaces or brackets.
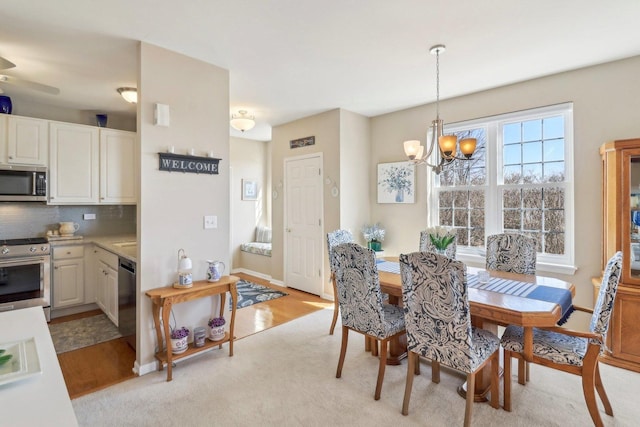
145,275,239,381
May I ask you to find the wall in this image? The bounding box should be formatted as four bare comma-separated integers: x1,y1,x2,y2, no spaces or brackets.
229,136,270,270
369,55,640,307
137,42,230,373
271,109,340,292
0,204,135,239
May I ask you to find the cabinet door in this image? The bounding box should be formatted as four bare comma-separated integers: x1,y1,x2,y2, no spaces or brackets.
52,258,85,308
0,115,7,164
6,116,48,166
49,122,99,204
105,265,119,326
100,129,136,204
96,262,108,313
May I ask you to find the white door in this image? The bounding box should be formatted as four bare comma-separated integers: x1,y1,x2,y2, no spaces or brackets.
284,154,323,295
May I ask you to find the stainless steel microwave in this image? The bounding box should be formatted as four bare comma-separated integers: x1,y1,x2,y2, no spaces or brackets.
0,165,47,202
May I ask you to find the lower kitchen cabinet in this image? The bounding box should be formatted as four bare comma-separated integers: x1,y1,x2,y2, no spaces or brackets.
52,245,85,309
94,247,118,326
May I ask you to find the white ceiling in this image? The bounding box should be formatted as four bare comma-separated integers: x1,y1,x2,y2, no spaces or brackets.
1,1,640,141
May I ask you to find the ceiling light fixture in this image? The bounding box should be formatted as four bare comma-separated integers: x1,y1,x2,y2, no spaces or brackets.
230,110,255,132
117,87,137,104
403,45,476,174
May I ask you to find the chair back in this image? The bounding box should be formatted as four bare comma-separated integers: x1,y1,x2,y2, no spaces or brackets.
399,251,476,372
486,233,537,275
331,243,386,337
327,229,354,274
590,251,623,338
418,230,457,258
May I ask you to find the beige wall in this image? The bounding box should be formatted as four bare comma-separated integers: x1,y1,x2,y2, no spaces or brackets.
229,136,270,269
370,55,640,307
137,42,230,371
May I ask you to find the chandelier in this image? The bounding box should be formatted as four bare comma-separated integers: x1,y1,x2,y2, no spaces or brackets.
403,45,476,174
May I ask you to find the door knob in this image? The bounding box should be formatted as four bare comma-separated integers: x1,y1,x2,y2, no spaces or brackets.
286,228,291,232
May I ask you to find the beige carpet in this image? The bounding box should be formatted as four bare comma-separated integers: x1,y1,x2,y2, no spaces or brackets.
72,308,640,426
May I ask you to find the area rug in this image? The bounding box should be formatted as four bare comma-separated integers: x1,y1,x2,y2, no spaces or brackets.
232,279,288,309
48,314,122,354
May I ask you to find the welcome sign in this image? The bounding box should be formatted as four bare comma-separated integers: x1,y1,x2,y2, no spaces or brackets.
158,153,220,174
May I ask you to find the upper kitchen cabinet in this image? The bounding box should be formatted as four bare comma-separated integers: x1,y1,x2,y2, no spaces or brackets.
99,129,136,204
49,121,100,204
4,115,48,166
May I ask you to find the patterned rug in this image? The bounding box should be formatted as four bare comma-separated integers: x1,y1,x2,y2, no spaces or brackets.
232,280,288,309
49,314,122,354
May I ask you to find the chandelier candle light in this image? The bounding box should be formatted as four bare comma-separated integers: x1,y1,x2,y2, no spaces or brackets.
403,45,477,174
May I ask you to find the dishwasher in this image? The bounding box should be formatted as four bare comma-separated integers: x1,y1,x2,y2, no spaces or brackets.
118,257,136,350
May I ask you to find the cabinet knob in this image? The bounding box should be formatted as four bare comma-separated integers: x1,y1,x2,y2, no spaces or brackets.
54,266,58,269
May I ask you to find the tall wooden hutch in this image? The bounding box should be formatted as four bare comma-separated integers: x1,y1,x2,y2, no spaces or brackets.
599,138,640,372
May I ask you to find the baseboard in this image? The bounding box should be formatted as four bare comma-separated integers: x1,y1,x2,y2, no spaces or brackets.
231,267,272,282
137,361,157,376
269,278,285,287
51,302,100,319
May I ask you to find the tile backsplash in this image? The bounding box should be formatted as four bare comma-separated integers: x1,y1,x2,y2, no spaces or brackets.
0,203,136,239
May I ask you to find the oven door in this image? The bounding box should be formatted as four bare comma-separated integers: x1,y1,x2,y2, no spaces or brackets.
0,256,51,316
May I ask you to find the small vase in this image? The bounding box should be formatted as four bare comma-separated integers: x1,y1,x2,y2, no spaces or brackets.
96,114,108,127
209,325,225,341
170,336,188,354
0,95,12,114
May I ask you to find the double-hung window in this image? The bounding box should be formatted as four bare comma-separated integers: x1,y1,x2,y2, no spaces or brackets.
429,103,575,274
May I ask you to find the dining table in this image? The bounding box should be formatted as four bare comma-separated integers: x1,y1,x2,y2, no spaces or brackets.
375,257,575,402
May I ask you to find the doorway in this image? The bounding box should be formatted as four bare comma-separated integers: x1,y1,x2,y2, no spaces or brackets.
284,154,323,296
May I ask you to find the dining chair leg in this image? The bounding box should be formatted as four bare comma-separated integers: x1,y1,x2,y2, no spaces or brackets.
431,360,440,384
464,372,475,427
525,360,530,382
414,352,421,375
371,337,379,357
329,277,339,335
503,350,512,411
582,353,605,427
374,338,388,400
517,359,526,385
594,362,613,416
336,326,349,378
490,351,500,409
402,351,416,415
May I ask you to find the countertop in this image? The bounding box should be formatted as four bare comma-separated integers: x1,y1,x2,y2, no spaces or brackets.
48,234,137,263
0,307,78,426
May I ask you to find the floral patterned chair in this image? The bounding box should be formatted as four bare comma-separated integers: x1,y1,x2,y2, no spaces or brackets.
500,251,623,426
399,251,501,426
326,229,354,335
331,242,405,400
419,230,457,258
485,233,537,275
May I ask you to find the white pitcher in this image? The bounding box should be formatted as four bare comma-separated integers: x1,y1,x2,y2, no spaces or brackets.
59,222,79,236
206,260,225,282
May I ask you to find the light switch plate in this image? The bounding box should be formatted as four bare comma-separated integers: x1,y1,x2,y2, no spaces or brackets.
83,213,96,220
204,215,217,229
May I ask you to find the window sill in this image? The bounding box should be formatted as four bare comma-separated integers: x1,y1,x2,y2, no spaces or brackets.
457,253,577,276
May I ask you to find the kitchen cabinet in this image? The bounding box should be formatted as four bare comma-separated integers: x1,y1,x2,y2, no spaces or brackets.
99,129,136,204
94,246,118,326
0,115,6,164
598,138,640,373
4,116,48,166
52,245,85,309
49,121,100,204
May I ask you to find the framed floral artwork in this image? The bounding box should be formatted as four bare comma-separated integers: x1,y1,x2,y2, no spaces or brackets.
242,179,259,200
377,161,415,203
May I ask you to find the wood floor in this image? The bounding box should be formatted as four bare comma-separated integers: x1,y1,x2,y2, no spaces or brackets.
53,272,332,399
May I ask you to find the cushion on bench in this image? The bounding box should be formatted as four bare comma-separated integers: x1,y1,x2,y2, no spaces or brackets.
241,242,272,256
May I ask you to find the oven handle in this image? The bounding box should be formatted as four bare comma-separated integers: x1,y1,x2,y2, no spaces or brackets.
32,171,37,196
0,256,49,267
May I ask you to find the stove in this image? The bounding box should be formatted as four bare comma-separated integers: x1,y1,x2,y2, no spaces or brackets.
0,237,51,321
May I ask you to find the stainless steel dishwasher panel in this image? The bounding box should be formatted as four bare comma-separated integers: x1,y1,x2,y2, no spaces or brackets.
118,257,136,350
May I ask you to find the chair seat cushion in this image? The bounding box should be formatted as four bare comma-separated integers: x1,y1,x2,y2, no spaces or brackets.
501,325,587,366
469,327,500,371
380,303,405,338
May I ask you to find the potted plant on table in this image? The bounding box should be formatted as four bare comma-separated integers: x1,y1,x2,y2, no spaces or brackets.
362,223,385,252
425,226,455,254
170,326,190,354
208,316,226,341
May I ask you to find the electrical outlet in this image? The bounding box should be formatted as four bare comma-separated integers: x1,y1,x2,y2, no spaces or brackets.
204,215,217,229
83,213,96,220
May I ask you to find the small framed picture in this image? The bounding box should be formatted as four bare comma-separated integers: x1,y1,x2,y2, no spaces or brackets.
242,179,258,200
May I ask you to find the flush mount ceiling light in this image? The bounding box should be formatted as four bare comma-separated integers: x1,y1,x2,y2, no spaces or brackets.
403,44,477,174
117,87,137,104
230,110,255,132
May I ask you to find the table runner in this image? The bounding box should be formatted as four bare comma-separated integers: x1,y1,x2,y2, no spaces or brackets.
377,260,573,325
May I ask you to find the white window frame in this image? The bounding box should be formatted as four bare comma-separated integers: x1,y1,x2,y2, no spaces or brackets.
428,103,576,275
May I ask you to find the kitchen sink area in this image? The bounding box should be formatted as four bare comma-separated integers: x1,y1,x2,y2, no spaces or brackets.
112,241,137,258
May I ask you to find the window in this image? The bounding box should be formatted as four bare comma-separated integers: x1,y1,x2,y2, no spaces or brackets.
430,103,574,273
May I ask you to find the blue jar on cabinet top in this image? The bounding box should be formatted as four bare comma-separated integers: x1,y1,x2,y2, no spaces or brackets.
96,114,108,127
0,95,12,114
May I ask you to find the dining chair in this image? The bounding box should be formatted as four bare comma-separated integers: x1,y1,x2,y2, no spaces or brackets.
500,251,623,427
331,242,405,400
326,229,355,335
485,233,537,275
418,230,457,258
399,251,501,426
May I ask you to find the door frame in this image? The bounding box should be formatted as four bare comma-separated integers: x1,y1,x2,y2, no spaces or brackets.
283,152,324,296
